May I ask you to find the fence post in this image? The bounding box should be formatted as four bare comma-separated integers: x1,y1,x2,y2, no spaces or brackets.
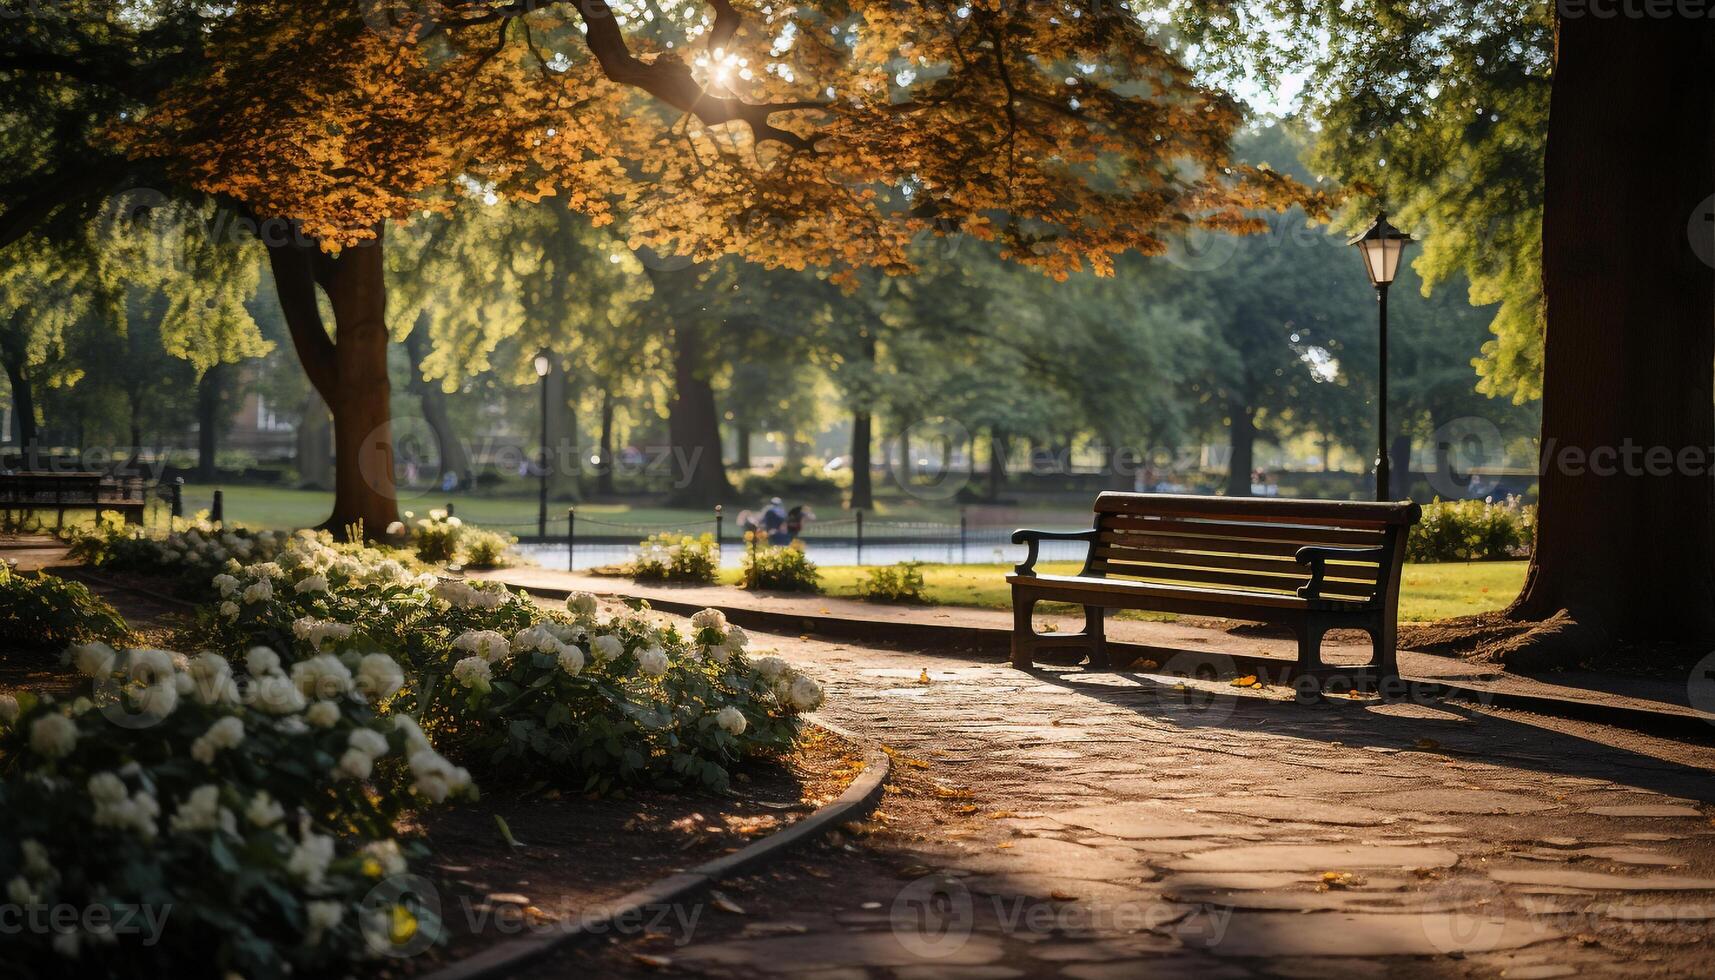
170,478,184,519
446,501,454,518
211,489,224,525
855,509,864,566
566,507,576,572
959,507,968,561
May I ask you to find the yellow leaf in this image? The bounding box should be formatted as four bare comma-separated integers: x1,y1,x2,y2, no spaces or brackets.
1230,675,1258,687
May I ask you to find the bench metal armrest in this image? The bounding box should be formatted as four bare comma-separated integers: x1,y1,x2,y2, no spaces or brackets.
1011,528,1099,577
1294,545,1388,599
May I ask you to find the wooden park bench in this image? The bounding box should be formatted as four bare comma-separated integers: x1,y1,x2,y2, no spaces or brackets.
0,471,148,528
1010,492,1420,689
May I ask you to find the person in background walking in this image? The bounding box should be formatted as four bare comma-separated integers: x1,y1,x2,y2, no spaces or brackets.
761,497,790,545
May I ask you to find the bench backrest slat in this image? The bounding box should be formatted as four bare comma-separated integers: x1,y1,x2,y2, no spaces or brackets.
1085,493,1417,603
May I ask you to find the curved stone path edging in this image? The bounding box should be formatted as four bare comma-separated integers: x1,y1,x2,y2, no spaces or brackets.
486,574,1715,744
418,723,891,980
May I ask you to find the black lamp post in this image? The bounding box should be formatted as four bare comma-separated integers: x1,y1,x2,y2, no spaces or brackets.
533,353,551,538
1348,212,1414,501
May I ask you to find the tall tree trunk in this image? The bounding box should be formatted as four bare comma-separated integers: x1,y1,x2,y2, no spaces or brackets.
986,429,1007,501
195,364,226,482
850,411,873,510
1388,433,1413,501
541,361,577,500
667,319,732,506
735,422,751,471
401,312,471,482
297,392,333,490
1501,15,1715,665
597,389,616,496
266,224,398,540
3,356,38,469
1226,402,1256,497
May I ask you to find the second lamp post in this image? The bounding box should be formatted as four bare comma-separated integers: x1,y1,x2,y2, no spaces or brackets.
1349,212,1414,502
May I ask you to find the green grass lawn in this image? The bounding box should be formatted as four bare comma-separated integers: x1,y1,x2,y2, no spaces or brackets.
721,560,1528,624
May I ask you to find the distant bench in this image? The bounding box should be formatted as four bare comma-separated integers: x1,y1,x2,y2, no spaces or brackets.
1009,492,1420,689
0,472,148,527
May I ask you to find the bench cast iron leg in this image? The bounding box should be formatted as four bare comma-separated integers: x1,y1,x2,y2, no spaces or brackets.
1011,590,1037,669
1084,605,1109,668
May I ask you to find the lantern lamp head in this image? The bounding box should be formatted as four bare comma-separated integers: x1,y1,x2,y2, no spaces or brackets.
1348,211,1414,287
533,354,551,378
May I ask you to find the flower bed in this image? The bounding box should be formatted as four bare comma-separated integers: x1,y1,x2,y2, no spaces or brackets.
0,643,470,975
64,513,291,597
191,536,823,791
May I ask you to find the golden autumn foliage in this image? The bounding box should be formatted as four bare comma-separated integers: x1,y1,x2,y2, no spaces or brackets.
118,0,1324,278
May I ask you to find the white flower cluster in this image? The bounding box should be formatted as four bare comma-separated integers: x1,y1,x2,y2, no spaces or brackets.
108,523,286,577
89,770,160,839
565,591,598,617
292,617,354,651
689,608,750,665
395,716,472,803
452,629,511,663
433,579,510,610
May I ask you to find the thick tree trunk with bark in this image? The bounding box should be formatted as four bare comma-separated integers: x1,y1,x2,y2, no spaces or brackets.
850,411,873,510
402,312,471,482
266,224,399,540
667,319,731,506
1226,402,1256,497
1500,15,1715,665
195,364,227,482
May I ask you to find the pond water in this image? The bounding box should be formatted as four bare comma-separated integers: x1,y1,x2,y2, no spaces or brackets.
516,534,1094,571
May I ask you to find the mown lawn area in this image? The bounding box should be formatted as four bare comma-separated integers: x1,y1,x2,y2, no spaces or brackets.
727,560,1528,624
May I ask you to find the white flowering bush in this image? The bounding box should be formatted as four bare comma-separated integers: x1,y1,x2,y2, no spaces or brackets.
630,532,719,584
192,537,825,791
65,512,290,597
410,509,463,564
0,643,472,976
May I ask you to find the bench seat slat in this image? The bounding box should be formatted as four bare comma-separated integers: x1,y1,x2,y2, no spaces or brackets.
1101,515,1387,548
1089,560,1379,602
1009,573,1377,611
1091,543,1382,582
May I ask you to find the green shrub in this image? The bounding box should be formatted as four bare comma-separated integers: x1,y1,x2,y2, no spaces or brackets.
0,563,128,651
1406,497,1536,563
630,533,720,584
734,466,844,502
459,527,517,569
857,561,930,603
742,540,821,592
410,509,462,564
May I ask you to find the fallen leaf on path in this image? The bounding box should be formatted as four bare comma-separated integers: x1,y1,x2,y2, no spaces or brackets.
918,668,932,684
1049,889,1079,901
1230,675,1260,688
709,890,746,915
632,954,672,969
